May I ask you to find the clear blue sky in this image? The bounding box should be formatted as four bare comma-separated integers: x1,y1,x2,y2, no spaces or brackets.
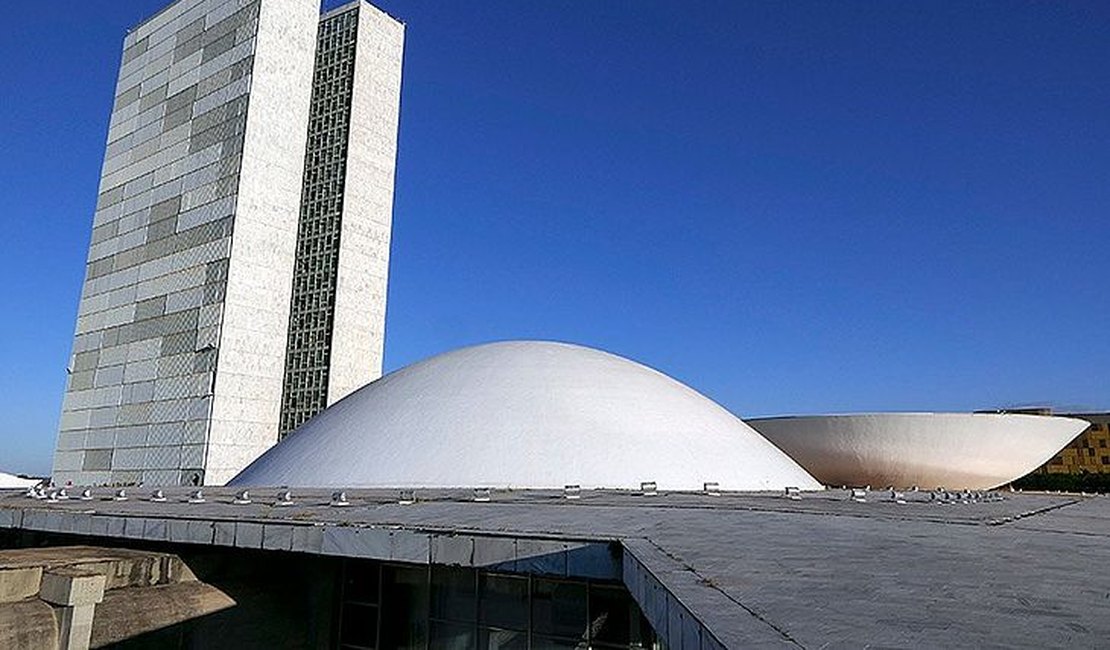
1,1,1107,475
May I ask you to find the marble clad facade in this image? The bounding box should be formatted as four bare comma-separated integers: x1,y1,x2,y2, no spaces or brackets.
53,0,403,487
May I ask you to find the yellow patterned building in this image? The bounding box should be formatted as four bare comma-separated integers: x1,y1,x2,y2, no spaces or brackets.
1039,413,1110,474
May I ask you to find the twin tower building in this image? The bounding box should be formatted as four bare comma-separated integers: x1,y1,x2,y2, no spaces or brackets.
52,0,404,486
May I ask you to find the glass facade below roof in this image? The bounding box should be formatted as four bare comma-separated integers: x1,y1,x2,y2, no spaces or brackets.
337,560,662,650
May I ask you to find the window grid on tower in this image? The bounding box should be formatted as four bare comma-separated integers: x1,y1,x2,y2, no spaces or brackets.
278,8,359,438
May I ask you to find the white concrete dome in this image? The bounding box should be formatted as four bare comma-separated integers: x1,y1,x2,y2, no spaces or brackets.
229,341,821,491
748,413,1087,490
0,472,38,489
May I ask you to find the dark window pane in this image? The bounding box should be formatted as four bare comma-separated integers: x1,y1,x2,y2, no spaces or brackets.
340,602,377,648
430,621,476,650
431,566,477,622
532,579,587,640
479,574,528,630
636,609,659,648
479,627,528,649
380,565,429,650
344,560,379,604
589,585,633,645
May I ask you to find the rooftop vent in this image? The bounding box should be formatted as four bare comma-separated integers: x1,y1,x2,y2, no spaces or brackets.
233,490,252,505
188,490,205,504
640,481,658,497
850,488,867,503
330,491,350,507
79,488,93,501
398,489,415,505
275,490,294,507
563,485,581,500
150,490,167,503
704,482,721,496
473,487,491,503
784,486,801,500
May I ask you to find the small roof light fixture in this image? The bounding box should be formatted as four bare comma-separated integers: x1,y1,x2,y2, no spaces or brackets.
890,490,907,505
55,488,70,501
473,487,491,503
640,481,658,497
187,489,206,504
783,486,801,501
27,486,45,500
563,485,581,500
233,490,252,505
79,488,94,501
704,482,721,497
330,491,351,507
113,488,128,501
275,490,294,507
150,489,167,503
398,489,416,505
849,488,867,503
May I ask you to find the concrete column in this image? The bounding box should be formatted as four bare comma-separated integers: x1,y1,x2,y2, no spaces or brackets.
38,570,105,650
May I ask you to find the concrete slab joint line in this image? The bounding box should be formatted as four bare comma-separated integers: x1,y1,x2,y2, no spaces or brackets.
985,497,1082,526
624,537,806,649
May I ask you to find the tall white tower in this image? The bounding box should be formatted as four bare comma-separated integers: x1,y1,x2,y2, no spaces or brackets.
53,0,404,487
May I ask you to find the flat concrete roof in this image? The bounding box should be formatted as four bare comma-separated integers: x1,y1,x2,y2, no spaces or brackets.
3,487,1108,648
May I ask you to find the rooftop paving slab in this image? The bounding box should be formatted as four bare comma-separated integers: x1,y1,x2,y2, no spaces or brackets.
2,487,1107,648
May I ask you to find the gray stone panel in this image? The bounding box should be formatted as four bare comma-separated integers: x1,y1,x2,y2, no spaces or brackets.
322,527,391,559
115,84,142,110
138,83,167,112
53,0,270,487
82,449,113,471
430,535,473,566
390,531,431,564
233,522,264,549
55,0,348,487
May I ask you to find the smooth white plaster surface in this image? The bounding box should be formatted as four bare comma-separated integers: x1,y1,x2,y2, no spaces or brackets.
229,341,823,491
748,413,1088,490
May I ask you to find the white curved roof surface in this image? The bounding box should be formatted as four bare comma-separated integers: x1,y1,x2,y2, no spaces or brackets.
0,472,38,489
230,341,821,491
748,413,1087,490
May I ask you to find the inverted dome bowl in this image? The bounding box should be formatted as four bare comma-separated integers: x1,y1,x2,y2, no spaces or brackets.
748,413,1087,490
230,341,821,491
